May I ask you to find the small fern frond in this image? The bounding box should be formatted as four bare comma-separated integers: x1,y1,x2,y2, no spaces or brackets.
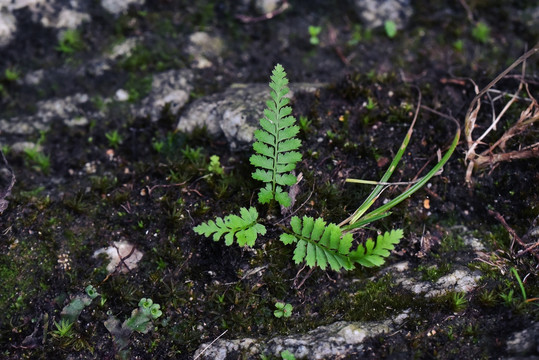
250,64,302,207
194,207,266,247
279,216,355,271
280,217,403,271
350,229,403,267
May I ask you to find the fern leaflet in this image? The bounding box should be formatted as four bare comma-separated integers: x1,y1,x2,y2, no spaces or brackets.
194,207,266,247
280,216,403,271
250,64,302,207
350,229,403,267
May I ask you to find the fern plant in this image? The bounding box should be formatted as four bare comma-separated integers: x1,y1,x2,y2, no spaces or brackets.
250,64,302,207
193,63,457,273
194,207,266,247
280,216,403,271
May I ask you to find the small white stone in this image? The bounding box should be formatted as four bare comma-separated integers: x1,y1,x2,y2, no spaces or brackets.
93,241,143,273
115,89,129,102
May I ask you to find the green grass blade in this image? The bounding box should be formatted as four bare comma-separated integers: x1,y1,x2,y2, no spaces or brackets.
344,124,460,230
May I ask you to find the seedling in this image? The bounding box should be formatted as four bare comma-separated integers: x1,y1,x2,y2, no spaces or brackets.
105,130,123,149
208,155,224,176
56,29,85,54
500,289,515,307
365,97,376,110
4,67,20,82
281,350,296,360
471,22,490,44
384,20,397,39
451,292,467,312
308,25,322,45
52,318,74,338
274,301,293,318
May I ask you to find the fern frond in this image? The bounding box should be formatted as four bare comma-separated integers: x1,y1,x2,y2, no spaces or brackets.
350,229,403,267
279,216,355,271
250,64,302,207
280,217,403,271
194,207,266,247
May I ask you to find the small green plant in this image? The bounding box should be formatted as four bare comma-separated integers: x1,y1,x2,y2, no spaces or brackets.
384,20,397,38
308,25,322,45
104,297,163,359
152,139,165,153
56,29,85,54
181,145,204,165
451,292,467,312
510,267,527,301
298,115,313,134
453,39,464,52
365,97,376,110
281,350,296,360
4,67,20,81
250,64,302,207
274,301,293,318
105,130,123,149
52,318,74,338
500,289,515,307
208,155,225,176
195,64,459,274
471,22,490,44
194,207,266,247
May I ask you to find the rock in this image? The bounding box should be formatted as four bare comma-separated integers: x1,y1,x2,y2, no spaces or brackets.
254,0,281,14
135,69,194,121
101,0,145,15
186,32,225,68
0,93,99,137
506,322,539,357
388,262,482,298
177,82,324,150
41,8,90,29
194,316,407,359
93,241,143,273
352,0,413,29
0,10,16,47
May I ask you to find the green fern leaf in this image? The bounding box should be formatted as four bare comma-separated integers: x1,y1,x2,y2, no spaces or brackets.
280,216,354,271
350,229,403,267
250,64,302,207
194,207,266,247
280,216,402,271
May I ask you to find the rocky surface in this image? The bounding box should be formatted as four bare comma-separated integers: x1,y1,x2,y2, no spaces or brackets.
0,1,537,359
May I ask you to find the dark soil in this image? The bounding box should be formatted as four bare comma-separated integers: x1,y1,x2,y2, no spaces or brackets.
0,1,538,359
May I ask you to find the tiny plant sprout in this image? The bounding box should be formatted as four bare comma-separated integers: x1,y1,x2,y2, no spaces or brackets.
308,25,322,45
85,285,99,299
274,301,293,318
472,22,490,44
384,20,397,38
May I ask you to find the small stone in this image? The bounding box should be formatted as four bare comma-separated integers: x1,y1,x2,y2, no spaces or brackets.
0,11,17,47
101,0,145,15
93,241,143,273
115,89,129,102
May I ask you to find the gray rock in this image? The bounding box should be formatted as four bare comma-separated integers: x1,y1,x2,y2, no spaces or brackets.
506,322,539,356
0,93,97,136
0,10,16,47
352,0,413,29
194,316,407,359
385,262,481,298
135,69,194,121
177,82,324,150
101,0,145,15
186,32,225,69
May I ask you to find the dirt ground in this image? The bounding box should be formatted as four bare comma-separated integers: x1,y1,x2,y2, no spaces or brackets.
0,1,538,359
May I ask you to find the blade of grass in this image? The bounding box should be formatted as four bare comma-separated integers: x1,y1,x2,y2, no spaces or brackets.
339,91,421,228
343,121,460,231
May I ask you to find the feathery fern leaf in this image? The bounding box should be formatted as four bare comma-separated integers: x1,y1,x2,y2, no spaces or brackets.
250,64,302,207
194,207,266,247
280,216,403,271
280,216,355,271
350,229,403,267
